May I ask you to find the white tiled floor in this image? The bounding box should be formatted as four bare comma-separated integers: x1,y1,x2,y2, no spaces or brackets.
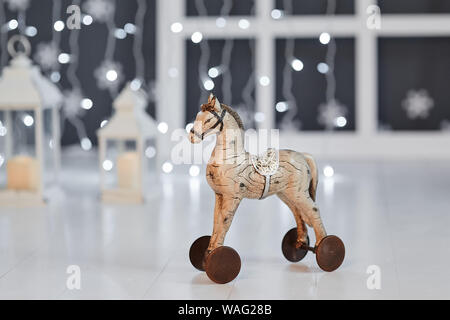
0,151,449,299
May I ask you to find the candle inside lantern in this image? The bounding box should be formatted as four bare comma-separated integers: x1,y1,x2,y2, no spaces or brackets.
7,155,38,191
117,151,139,189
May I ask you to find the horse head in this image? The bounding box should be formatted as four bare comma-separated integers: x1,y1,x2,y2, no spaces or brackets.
189,93,226,144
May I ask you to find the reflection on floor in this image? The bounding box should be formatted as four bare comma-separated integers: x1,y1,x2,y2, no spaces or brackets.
0,149,449,299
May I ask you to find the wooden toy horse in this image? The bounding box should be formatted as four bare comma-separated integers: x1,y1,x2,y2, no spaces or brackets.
188,94,345,284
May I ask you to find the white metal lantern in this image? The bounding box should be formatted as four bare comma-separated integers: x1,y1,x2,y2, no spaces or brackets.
97,82,157,203
0,36,63,206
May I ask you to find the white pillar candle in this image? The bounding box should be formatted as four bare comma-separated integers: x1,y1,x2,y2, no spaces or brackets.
7,155,38,191
117,151,139,189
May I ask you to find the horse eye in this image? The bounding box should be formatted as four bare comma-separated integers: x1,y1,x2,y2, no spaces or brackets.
204,118,212,124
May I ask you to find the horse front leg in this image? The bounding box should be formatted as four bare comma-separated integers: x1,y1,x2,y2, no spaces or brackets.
207,193,241,255
202,193,242,284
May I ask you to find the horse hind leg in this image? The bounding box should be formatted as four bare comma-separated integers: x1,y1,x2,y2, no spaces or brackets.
277,191,308,246
297,195,327,247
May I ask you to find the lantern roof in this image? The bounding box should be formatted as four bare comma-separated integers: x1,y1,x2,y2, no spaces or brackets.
0,54,63,111
97,83,157,139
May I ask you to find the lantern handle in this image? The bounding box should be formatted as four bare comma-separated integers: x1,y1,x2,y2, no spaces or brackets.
7,35,31,58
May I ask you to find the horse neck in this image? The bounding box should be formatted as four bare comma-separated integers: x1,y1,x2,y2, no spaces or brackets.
210,118,245,164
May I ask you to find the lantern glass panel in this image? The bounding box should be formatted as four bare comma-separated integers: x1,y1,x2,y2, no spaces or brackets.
42,108,57,186
11,110,37,157
0,109,38,192
103,139,139,190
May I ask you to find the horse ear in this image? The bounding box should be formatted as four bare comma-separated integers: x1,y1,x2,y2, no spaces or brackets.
214,96,221,110
208,93,214,104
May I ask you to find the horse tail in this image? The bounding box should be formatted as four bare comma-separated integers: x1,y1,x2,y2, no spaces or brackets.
304,153,318,202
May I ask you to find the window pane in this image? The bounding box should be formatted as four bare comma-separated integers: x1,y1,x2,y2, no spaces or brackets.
186,39,256,129
275,38,355,131
378,37,450,131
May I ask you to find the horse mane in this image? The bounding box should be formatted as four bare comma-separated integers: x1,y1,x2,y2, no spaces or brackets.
221,104,244,130
201,101,244,129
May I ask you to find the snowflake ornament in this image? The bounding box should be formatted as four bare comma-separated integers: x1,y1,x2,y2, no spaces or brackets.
94,60,124,94
34,42,60,71
5,0,30,11
63,89,85,119
402,89,434,120
317,98,348,130
83,0,115,23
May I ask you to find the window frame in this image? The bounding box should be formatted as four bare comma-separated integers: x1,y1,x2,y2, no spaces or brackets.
156,0,450,162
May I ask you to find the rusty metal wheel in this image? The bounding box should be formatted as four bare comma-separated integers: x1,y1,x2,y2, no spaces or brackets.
282,228,310,262
315,235,345,272
189,235,211,271
205,246,241,284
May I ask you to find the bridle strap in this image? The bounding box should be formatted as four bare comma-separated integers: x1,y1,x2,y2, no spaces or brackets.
260,175,271,200
208,110,226,131
190,109,227,140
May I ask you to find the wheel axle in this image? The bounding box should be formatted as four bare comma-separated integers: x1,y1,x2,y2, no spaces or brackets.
300,243,316,253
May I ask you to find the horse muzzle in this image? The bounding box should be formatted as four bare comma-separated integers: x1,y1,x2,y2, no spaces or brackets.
189,129,203,144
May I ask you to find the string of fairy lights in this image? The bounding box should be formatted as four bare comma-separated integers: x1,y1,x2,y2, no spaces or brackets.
273,0,347,177
275,0,347,135
277,0,300,131
131,0,147,90
164,0,344,176
0,0,343,178
0,0,7,68
185,0,256,131
0,0,153,153
165,0,257,176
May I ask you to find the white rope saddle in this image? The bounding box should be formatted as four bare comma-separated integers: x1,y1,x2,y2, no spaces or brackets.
251,148,279,199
